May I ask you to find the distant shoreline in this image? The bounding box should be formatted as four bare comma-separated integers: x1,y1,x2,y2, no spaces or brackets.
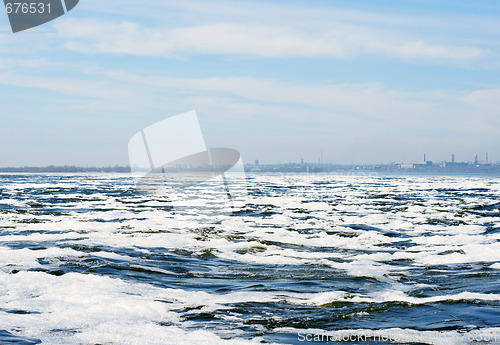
0,166,131,173
245,164,500,174
0,163,500,174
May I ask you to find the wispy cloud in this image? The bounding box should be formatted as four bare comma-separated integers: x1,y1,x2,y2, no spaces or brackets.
53,18,485,63
1,57,497,134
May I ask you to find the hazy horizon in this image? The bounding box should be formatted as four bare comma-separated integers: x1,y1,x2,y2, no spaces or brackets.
0,151,495,168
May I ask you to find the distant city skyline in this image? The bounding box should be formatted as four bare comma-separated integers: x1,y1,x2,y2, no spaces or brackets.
1,1,499,167
0,150,497,168
250,152,496,166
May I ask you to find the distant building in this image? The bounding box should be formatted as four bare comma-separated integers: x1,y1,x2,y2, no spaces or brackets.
413,161,433,168
443,162,468,168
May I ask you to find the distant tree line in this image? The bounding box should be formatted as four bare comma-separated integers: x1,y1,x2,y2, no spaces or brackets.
0,165,131,173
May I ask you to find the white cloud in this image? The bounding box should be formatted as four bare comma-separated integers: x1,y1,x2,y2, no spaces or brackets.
464,87,500,109
1,58,494,136
0,59,498,165
370,40,484,61
53,18,485,62
0,55,494,129
100,70,447,122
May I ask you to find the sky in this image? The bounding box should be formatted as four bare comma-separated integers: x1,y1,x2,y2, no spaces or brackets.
0,0,499,166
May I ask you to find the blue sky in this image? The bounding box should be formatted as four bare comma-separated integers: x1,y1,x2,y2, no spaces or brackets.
0,0,499,166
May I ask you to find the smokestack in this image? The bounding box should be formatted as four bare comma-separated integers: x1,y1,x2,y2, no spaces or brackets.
486,152,489,163
452,154,455,163
424,154,426,162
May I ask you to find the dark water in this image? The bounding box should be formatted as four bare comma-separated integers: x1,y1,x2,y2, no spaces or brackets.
0,330,41,344
0,173,499,344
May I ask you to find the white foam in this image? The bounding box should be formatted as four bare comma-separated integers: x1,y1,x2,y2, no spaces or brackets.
293,289,500,306
1,173,499,343
0,271,277,345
